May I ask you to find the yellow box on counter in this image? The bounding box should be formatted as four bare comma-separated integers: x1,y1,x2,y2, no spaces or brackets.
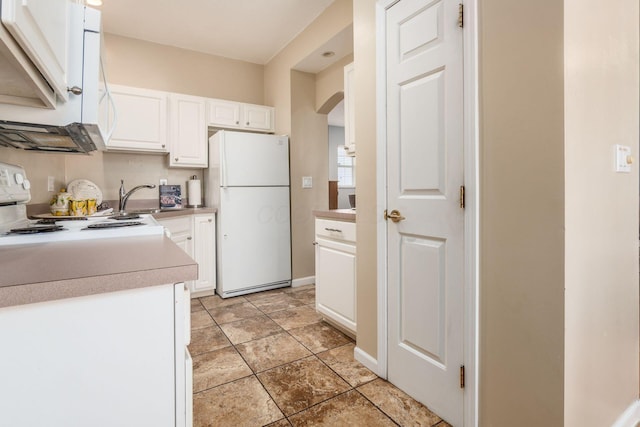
68,199,97,216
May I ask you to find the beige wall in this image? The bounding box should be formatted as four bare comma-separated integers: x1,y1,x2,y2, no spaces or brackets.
352,0,378,359
104,34,265,104
264,0,353,280
479,0,566,424
315,53,353,113
291,71,330,278
564,0,639,425
0,34,266,206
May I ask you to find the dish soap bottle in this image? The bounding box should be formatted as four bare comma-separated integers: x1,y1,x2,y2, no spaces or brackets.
50,188,72,216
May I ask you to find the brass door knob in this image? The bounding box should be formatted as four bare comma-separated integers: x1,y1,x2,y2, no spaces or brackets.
385,209,405,223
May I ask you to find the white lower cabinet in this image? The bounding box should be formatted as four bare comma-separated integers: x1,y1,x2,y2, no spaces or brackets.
0,283,188,427
192,214,216,294
158,214,216,296
314,218,356,335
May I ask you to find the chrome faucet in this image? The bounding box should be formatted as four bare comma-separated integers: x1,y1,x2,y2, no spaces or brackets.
119,180,156,212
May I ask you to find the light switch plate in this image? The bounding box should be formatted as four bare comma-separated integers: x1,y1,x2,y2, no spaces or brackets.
302,176,313,188
159,178,168,185
47,176,55,192
615,144,632,173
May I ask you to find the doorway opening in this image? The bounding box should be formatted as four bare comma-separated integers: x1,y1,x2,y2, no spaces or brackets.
327,99,356,210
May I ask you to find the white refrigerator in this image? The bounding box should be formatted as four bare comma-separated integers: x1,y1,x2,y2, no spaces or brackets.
205,130,291,298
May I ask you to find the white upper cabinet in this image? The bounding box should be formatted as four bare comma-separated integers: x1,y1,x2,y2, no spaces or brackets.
207,99,274,133
169,93,208,168
243,103,274,132
101,84,168,153
0,0,68,107
344,62,355,156
207,99,241,128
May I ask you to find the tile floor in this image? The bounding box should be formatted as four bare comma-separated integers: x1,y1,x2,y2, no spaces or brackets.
189,284,451,427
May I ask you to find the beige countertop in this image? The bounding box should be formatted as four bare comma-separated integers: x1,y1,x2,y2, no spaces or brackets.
313,209,356,222
0,235,197,308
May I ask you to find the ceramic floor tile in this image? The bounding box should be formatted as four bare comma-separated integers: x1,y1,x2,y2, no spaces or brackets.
244,287,288,302
194,376,283,427
252,293,306,314
284,284,315,294
268,305,323,330
218,314,283,345
208,301,263,324
317,343,378,387
191,310,215,330
265,419,292,427
257,356,351,416
288,321,351,354
288,389,396,427
191,298,205,312
192,346,252,393
286,288,316,305
358,378,442,426
188,325,231,356
236,332,312,373
200,294,247,310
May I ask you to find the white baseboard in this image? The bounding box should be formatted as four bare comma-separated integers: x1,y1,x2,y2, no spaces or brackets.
354,346,381,376
613,400,640,427
291,276,315,288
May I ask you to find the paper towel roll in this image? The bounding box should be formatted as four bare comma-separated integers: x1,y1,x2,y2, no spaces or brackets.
187,177,202,207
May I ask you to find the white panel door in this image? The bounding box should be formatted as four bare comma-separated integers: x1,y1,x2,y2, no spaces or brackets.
218,186,291,296
386,0,464,425
1,0,68,100
218,131,290,186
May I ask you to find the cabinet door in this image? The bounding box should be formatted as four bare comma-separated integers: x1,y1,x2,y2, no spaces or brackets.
158,216,194,257
1,0,68,101
243,104,274,132
315,237,356,334
192,215,216,293
103,85,168,153
207,99,242,129
169,94,208,168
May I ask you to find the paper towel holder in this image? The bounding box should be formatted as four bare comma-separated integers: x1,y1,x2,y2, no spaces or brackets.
187,175,202,208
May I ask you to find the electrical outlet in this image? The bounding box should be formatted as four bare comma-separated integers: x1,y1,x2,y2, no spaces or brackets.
159,178,168,185
47,176,55,192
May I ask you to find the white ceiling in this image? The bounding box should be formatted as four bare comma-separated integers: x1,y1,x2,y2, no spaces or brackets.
98,0,337,66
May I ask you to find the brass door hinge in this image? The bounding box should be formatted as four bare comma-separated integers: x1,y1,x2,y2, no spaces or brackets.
460,365,465,388
459,185,465,209
458,4,464,28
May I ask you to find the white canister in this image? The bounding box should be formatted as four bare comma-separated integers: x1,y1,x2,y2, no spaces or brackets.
187,175,202,208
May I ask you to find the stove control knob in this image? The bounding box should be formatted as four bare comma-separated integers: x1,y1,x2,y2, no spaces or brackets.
22,179,31,190
14,173,24,185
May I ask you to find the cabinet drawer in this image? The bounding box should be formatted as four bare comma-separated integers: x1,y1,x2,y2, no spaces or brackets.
315,218,356,242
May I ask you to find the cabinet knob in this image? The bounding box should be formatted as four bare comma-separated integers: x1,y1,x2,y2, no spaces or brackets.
246,122,250,126
312,241,318,245
162,144,165,148
187,236,192,240
235,121,239,125
208,218,212,222
174,157,179,161
67,86,83,95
